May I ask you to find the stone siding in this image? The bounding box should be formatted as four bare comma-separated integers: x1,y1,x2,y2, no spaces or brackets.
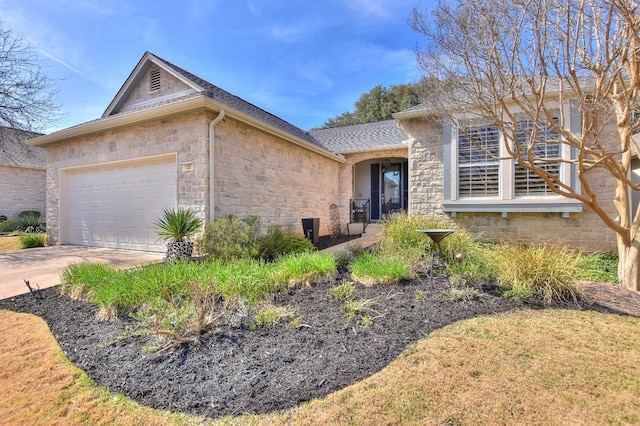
45,111,211,245
0,166,46,219
44,110,342,245
120,66,193,112
404,117,618,252
214,117,341,236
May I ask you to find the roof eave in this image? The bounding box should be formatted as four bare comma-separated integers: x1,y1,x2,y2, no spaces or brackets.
338,143,409,155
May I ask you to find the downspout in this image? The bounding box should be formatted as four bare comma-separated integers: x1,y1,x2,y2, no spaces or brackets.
208,110,226,222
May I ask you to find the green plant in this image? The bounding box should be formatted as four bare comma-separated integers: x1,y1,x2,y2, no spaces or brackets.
0,219,18,233
259,225,314,259
341,298,379,326
152,207,202,242
443,287,479,302
253,304,298,328
489,243,582,305
578,252,619,283
15,211,45,233
18,234,46,249
331,281,355,301
414,289,426,301
18,210,41,219
349,253,412,285
198,215,261,260
134,281,221,347
271,252,337,288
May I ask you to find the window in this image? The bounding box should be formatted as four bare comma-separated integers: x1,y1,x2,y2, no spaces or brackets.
513,115,561,196
442,106,582,215
457,125,500,197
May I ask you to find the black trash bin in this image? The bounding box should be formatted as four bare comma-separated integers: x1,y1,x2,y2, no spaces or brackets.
301,218,319,244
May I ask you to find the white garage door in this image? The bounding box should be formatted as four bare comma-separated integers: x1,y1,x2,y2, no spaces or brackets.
64,157,177,252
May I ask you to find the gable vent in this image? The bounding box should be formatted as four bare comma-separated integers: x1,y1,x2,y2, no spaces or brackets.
149,68,161,92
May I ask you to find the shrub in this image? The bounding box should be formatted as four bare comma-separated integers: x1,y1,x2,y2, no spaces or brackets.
18,234,46,249
489,243,582,305
15,211,45,233
198,215,261,261
259,225,314,259
349,253,412,285
0,219,19,233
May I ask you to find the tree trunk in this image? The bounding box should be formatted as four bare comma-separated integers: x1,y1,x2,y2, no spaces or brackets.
618,238,640,292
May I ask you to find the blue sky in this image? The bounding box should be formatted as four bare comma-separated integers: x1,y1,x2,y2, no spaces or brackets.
0,0,430,132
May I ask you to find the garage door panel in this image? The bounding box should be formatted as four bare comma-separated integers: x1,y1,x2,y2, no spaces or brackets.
64,158,177,252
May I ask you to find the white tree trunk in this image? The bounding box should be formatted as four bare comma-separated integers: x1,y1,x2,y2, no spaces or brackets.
618,238,640,292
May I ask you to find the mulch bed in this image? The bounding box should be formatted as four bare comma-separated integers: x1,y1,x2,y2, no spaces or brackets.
0,276,637,419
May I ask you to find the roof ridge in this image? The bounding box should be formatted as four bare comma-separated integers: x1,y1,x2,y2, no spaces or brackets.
147,52,328,150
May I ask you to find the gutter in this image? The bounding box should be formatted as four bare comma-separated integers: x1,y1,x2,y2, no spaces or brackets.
208,110,225,222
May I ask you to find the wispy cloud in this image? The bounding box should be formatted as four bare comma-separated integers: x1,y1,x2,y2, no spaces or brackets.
343,0,398,20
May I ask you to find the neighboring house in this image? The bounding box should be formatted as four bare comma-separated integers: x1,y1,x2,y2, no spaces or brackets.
0,127,45,219
28,51,625,253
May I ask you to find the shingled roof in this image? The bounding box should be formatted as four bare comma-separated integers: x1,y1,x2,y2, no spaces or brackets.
0,127,45,168
145,53,328,150
309,120,408,154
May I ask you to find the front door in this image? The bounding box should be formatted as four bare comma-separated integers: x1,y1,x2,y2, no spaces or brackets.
370,160,408,221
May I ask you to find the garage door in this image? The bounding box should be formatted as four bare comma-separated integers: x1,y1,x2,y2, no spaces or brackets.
64,157,177,252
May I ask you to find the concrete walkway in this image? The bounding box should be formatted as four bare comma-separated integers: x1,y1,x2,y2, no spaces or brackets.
0,246,164,300
320,223,383,254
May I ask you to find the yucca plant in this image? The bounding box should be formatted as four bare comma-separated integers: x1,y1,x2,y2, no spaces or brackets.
153,207,203,261
153,207,202,242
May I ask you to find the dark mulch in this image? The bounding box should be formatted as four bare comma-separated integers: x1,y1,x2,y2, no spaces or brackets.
0,277,635,419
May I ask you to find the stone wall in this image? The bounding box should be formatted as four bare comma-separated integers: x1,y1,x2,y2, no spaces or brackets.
403,116,618,252
44,110,343,245
214,116,342,236
0,166,46,219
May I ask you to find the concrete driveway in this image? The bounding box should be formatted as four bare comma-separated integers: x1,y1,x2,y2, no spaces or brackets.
0,246,164,300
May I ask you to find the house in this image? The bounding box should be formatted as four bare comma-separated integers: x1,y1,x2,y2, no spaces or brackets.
0,127,46,219
27,52,411,252
28,52,621,253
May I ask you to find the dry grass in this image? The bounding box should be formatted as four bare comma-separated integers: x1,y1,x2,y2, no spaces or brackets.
1,308,639,425
0,236,20,252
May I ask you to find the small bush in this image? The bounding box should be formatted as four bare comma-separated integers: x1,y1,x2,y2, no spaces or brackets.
18,234,46,249
260,225,314,259
489,244,582,305
0,219,19,233
198,215,261,261
15,211,45,233
349,253,412,285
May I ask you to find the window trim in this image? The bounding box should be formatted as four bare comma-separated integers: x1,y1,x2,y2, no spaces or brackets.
442,103,583,215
